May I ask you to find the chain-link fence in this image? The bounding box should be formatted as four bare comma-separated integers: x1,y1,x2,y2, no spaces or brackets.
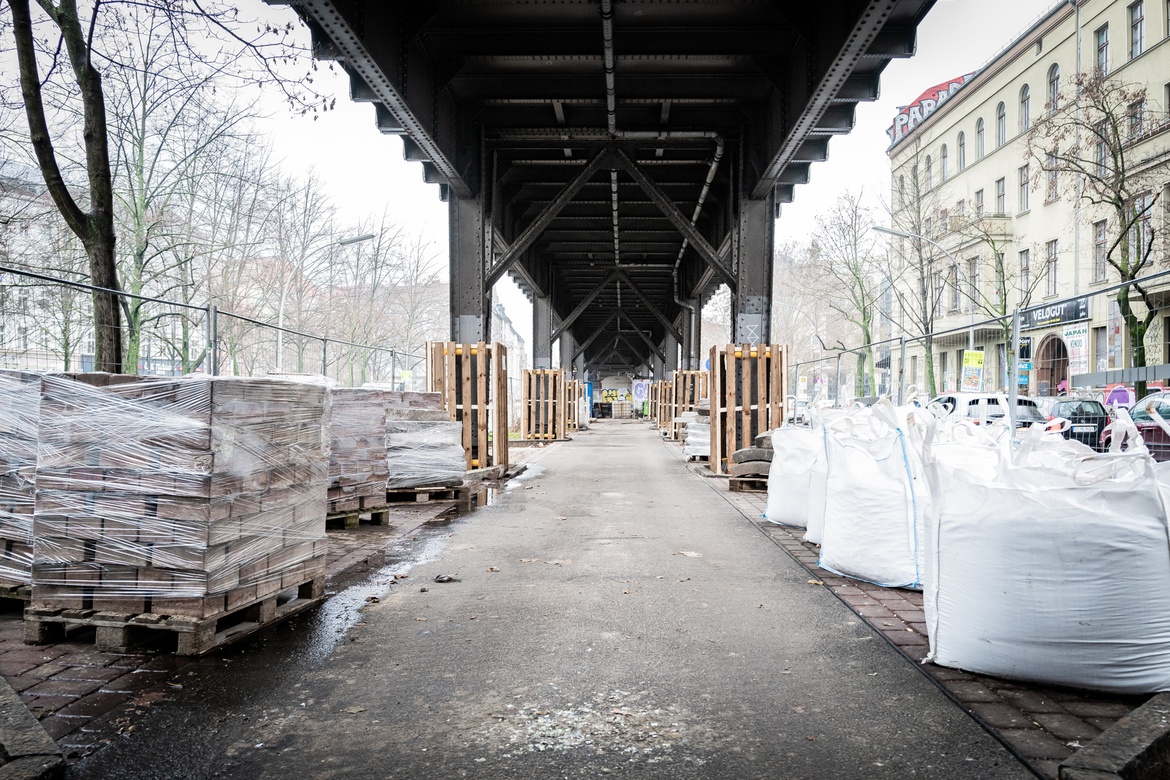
0,265,424,388
790,267,1170,412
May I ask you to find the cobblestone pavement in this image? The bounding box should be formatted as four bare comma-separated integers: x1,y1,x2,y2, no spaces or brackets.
0,502,450,763
696,456,1147,780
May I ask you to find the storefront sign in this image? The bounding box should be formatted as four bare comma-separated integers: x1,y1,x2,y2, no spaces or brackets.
1021,297,1090,330
887,72,977,145
1063,323,1090,376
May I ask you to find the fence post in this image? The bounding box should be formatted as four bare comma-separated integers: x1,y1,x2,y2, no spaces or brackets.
207,303,219,376
898,337,907,405
321,338,328,377
1009,307,1021,429
835,352,842,404
390,350,397,390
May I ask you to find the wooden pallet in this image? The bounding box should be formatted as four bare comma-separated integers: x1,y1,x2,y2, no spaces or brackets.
687,454,709,463
709,344,787,474
326,507,392,529
0,584,31,605
386,484,472,509
23,575,325,656
728,476,769,493
426,341,509,470
521,369,568,440
670,371,709,441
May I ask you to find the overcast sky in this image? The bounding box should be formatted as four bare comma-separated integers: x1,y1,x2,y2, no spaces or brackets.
257,0,1058,354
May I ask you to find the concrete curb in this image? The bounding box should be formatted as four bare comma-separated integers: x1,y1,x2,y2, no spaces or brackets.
1058,693,1170,779
0,676,63,780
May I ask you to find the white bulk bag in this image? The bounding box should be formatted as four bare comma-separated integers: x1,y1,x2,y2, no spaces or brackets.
818,407,925,589
924,417,1170,693
763,426,822,528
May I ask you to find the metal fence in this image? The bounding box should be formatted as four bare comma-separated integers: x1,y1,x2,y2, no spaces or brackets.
789,267,1170,412
0,265,425,388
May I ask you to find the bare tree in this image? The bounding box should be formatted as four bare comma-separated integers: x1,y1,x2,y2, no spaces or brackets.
3,0,325,372
1029,70,1164,396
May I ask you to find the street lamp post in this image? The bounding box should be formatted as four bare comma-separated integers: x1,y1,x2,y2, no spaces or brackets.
276,233,375,373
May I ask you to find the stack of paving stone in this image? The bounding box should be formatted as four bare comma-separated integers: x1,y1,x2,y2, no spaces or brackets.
0,371,40,588
384,392,465,489
327,387,390,514
730,440,774,479
32,375,330,618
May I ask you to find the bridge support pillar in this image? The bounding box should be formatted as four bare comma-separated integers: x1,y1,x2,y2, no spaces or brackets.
533,296,553,369
664,332,679,373
733,194,774,346
450,195,488,341
559,332,576,376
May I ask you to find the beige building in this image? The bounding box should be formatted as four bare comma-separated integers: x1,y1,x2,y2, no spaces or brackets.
887,0,1170,399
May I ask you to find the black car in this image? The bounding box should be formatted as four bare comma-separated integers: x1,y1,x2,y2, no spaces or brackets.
1048,398,1110,452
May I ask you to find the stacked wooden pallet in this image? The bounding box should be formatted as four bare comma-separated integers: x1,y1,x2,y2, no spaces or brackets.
426,341,509,469
327,388,390,516
709,344,787,474
0,371,39,590
29,376,330,629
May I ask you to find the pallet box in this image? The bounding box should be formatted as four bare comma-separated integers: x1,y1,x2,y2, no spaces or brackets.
426,342,509,470
521,369,567,441
708,344,787,474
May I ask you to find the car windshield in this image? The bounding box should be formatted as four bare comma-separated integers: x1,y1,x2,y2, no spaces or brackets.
1056,400,1106,417
974,399,1046,423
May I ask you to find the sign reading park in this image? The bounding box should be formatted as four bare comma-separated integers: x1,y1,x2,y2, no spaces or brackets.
887,72,977,146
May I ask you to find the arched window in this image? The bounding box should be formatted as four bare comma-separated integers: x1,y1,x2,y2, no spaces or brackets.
957,131,966,170
976,118,985,159
899,175,905,207
940,144,949,180
925,155,933,189
996,101,1007,146
1019,84,1031,132
1047,63,1060,113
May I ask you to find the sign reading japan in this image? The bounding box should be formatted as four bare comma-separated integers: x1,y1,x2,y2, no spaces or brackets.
887,72,977,146
1022,297,1090,330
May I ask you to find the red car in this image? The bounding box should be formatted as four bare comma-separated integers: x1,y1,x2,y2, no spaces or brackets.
1101,391,1170,460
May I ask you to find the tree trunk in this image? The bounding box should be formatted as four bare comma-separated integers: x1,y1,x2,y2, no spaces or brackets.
922,336,937,397
1117,287,1148,399
87,236,123,372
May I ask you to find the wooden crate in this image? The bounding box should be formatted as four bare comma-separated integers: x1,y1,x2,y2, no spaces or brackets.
653,380,672,430
521,369,567,441
708,344,787,474
670,370,709,441
426,342,509,470
566,380,587,432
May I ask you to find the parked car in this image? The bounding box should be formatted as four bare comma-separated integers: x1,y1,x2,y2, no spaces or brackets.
929,392,1048,427
1047,397,1110,452
1102,390,1170,461
788,398,810,425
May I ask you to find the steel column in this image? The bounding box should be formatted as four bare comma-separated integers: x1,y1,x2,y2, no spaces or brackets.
559,329,576,374
664,332,679,373
533,295,553,369
450,195,488,341
733,193,774,345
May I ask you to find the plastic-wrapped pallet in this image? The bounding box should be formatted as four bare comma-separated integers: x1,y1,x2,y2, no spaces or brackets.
327,387,390,514
32,375,330,618
683,422,710,458
0,371,40,587
922,417,1170,693
385,404,466,489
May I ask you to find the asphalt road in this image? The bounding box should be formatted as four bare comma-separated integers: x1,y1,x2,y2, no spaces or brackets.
70,420,1033,780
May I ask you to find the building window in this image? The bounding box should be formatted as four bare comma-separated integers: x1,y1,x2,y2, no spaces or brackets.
996,102,1007,146
957,132,966,170
1130,1,1145,59
975,188,985,216
1046,151,1058,202
1020,248,1031,292
1019,84,1031,132
965,258,979,313
949,264,961,312
1046,239,1059,297
1047,63,1060,113
995,177,1006,214
976,118,985,159
1129,191,1154,263
1128,100,1146,139
1096,24,1110,73
1018,165,1030,212
956,199,966,217
1095,120,1109,176
1093,219,1109,280
940,144,949,181
899,175,905,207
933,271,944,317
925,155,933,190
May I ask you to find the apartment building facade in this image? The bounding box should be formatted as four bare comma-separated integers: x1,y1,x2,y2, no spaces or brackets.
888,0,1170,398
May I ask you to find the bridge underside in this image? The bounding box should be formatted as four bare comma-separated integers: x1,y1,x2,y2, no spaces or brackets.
278,0,933,377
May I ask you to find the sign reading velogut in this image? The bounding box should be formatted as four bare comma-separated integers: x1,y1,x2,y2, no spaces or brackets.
887,72,978,146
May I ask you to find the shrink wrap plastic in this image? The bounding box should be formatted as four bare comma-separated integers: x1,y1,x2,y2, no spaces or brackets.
683,422,710,458
32,375,330,609
0,371,40,585
327,387,390,511
385,419,466,489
